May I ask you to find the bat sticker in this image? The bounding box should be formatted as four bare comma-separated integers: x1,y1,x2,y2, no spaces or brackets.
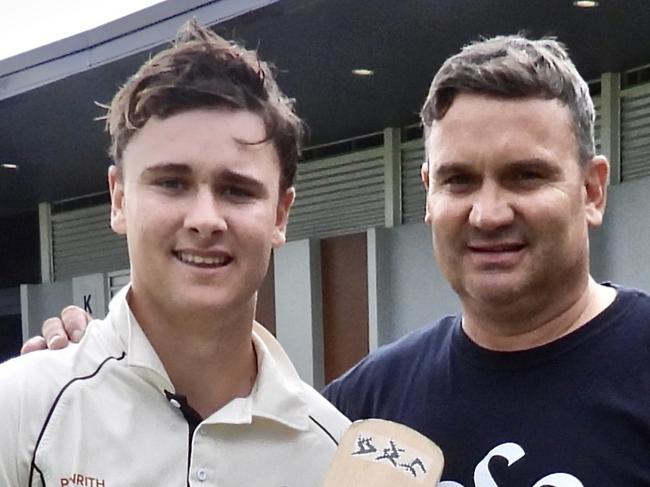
350,432,431,481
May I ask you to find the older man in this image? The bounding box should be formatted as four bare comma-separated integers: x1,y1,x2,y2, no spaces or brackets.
325,36,650,486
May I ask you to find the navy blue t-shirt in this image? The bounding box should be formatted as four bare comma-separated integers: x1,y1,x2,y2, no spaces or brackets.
323,286,650,486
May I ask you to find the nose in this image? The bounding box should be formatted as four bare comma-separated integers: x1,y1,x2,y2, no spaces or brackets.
468,182,514,231
184,187,227,237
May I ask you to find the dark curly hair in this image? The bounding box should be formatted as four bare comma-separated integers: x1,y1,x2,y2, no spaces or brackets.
105,19,303,189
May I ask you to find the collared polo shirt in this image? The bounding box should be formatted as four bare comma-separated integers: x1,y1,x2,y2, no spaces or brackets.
0,285,350,486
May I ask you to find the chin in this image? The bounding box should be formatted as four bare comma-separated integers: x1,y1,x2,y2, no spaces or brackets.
471,288,520,305
463,276,531,304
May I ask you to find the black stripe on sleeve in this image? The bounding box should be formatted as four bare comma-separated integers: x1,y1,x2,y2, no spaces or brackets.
33,464,45,486
28,352,126,485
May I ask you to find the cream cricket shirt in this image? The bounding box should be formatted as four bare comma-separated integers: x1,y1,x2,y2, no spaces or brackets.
0,286,350,486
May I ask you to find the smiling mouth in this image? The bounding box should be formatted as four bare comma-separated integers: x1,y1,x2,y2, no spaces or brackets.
173,251,232,267
466,243,526,268
468,243,525,253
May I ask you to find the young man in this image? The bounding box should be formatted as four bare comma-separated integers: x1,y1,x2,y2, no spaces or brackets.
325,37,650,485
1,20,348,486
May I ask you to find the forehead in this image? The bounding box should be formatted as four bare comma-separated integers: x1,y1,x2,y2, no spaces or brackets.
425,93,577,166
121,108,280,176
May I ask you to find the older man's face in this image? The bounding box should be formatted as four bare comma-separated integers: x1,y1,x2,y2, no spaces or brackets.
422,93,607,312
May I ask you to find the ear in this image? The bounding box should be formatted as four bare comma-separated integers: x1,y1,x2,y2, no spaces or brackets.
272,186,296,248
583,155,609,228
108,165,127,235
421,161,432,223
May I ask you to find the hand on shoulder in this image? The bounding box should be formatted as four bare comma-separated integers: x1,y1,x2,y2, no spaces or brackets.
20,306,92,354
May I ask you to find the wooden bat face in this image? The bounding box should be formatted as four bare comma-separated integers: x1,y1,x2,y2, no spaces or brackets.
323,419,444,486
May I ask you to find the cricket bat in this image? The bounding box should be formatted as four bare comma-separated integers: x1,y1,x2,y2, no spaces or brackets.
323,419,444,486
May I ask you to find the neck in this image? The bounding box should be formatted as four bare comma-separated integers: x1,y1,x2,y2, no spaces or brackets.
461,277,616,351
128,291,259,418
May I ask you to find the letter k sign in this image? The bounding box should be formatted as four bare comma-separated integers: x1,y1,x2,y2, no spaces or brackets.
72,274,106,318
83,294,93,314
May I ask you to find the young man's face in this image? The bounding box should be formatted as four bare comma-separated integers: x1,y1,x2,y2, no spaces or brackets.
109,108,294,319
422,93,608,311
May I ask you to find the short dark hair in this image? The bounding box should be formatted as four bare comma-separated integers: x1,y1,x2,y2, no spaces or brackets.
421,35,595,164
105,19,303,189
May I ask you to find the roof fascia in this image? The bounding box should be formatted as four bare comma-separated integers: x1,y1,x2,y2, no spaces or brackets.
0,0,279,101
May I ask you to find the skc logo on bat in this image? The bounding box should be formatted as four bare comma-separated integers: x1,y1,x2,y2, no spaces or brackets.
350,431,431,481
322,419,444,487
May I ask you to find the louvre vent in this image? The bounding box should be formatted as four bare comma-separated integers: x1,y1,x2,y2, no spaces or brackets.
302,132,383,161
287,147,385,240
620,83,650,181
401,140,426,224
593,96,602,155
52,204,129,281
108,269,131,298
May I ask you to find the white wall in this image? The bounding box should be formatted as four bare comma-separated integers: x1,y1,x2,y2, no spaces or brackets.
20,273,108,342
373,222,459,346
20,280,72,341
590,177,650,291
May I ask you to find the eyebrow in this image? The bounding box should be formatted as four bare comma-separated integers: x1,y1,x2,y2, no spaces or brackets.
431,161,474,180
432,158,560,179
219,169,267,195
141,161,269,193
502,158,562,177
141,162,192,176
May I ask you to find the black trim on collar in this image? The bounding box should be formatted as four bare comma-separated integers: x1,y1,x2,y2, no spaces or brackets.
164,390,204,487
309,415,339,446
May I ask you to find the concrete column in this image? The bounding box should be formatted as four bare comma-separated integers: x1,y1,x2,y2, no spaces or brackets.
383,127,402,228
38,202,53,283
366,227,392,352
600,72,621,184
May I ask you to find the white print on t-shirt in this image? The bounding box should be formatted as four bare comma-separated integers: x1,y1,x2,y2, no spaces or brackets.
439,442,584,487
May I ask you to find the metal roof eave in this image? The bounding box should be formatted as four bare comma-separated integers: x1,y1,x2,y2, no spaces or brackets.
0,0,280,101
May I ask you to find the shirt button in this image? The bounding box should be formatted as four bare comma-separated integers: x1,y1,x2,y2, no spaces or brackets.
197,468,208,481
170,398,181,409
